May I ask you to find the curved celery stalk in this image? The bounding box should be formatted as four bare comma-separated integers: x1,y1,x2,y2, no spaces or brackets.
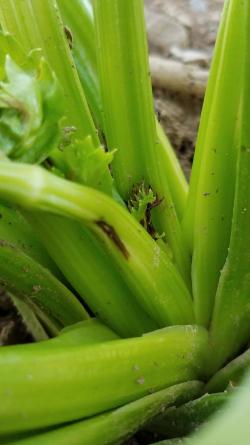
57,0,188,221
183,0,246,325
209,3,250,371
0,0,98,146
26,212,157,337
205,349,250,393
93,0,190,283
148,392,229,439
0,202,61,278
4,319,118,351
0,325,208,434
0,320,118,355
0,239,88,329
7,382,202,445
0,161,194,327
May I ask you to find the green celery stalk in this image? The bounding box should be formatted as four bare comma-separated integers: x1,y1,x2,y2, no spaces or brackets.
0,319,118,354
57,0,188,220
0,239,88,329
0,202,61,278
209,1,250,370
155,120,188,221
26,212,157,337
56,0,103,128
93,0,190,282
147,392,229,439
183,0,246,325
182,0,229,249
205,348,250,393
6,382,202,445
0,325,208,434
0,161,194,327
152,373,250,445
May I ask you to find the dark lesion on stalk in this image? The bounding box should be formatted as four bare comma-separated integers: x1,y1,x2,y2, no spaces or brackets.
96,220,129,259
145,196,164,238
64,25,73,50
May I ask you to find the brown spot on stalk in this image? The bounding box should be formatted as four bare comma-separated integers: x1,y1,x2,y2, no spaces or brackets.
64,26,73,50
96,220,129,259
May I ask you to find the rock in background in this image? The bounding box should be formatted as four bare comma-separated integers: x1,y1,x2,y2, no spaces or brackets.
145,0,224,177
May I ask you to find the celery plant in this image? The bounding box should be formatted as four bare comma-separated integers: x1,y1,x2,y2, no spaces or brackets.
0,0,250,444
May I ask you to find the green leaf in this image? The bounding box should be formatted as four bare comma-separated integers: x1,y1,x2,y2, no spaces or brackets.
0,54,64,163
63,135,114,195
128,182,156,228
0,0,99,146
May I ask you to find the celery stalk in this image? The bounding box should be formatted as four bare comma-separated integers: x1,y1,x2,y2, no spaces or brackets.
26,212,157,337
183,0,246,325
148,392,229,439
57,0,103,128
57,0,188,220
0,239,88,329
0,325,207,434
205,348,250,393
0,202,61,278
6,382,202,445
93,0,190,282
0,161,194,327
209,2,250,371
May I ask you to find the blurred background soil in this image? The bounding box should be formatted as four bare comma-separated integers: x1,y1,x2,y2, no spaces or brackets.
0,0,224,352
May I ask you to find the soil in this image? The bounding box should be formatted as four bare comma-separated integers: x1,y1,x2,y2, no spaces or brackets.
0,0,224,442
